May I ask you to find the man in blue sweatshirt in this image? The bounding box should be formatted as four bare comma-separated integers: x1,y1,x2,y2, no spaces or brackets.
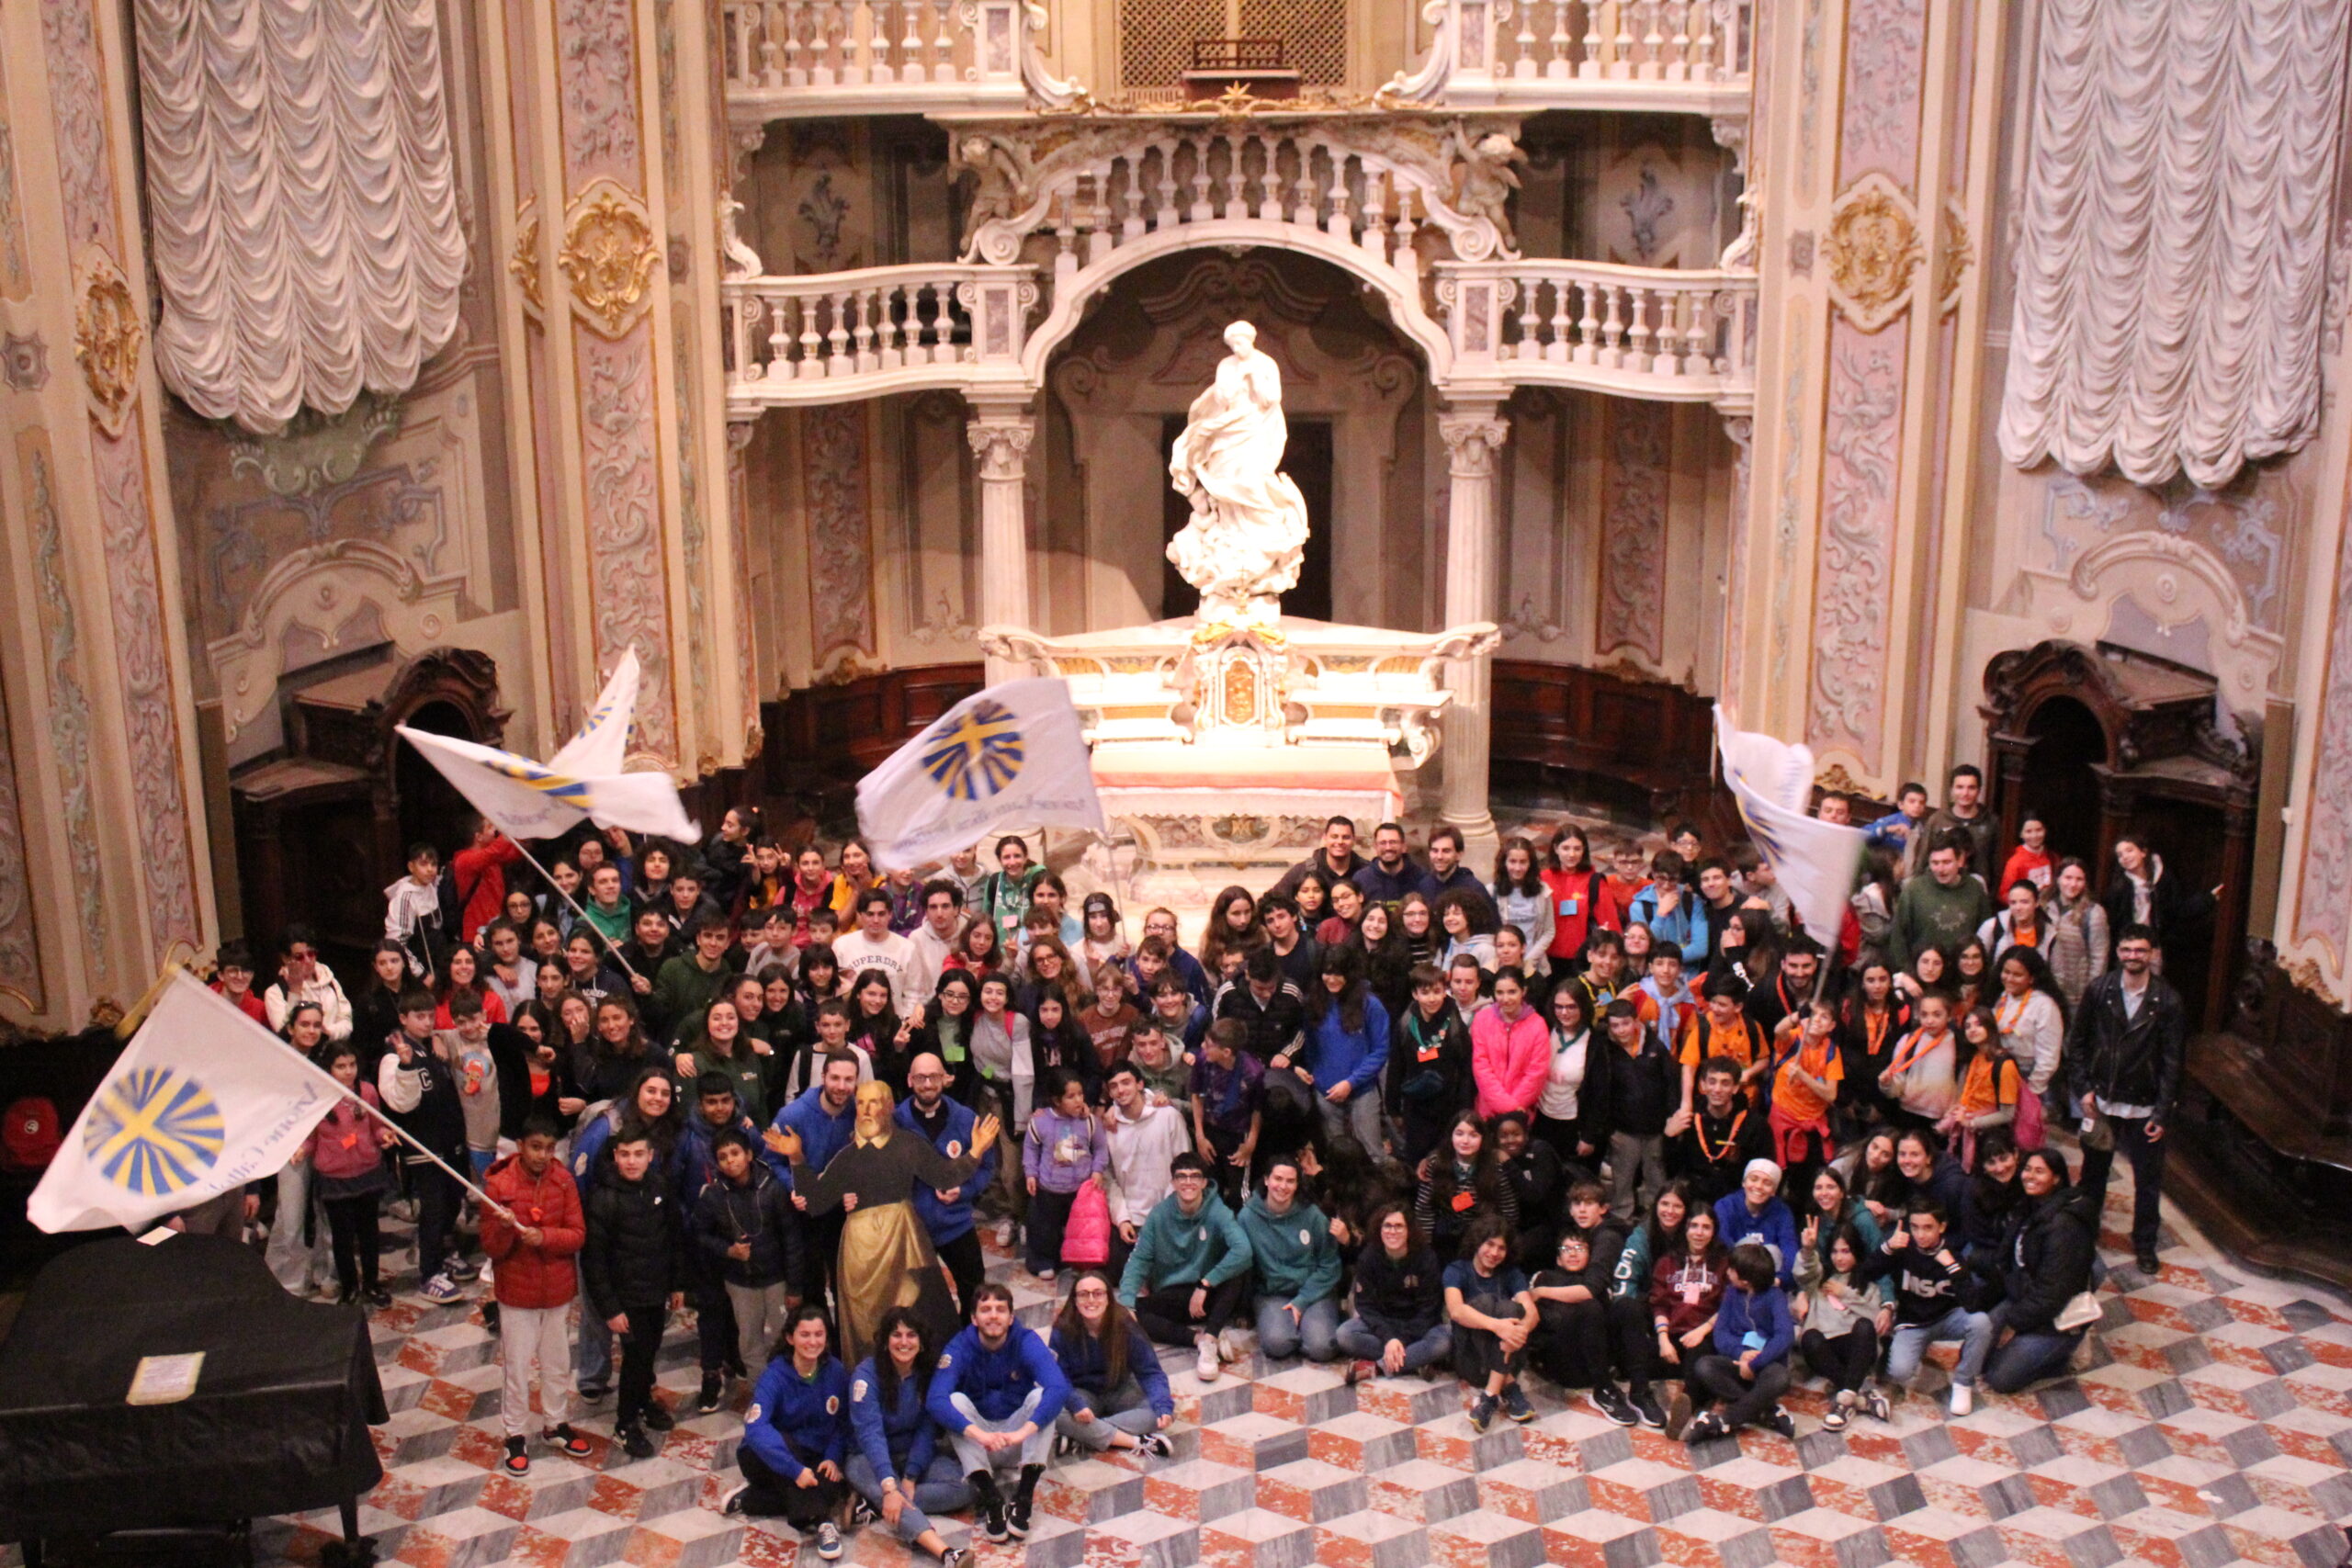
765,1050,860,1303
1676,1244,1794,1443
927,1282,1069,1544
1712,1158,1799,1288
897,1051,996,1315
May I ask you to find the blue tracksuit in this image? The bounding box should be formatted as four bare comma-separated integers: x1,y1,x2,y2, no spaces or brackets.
770,1085,855,1187
896,1094,996,1245
926,1324,1070,1430
742,1354,850,1480
847,1356,939,1484
1713,1191,1802,1288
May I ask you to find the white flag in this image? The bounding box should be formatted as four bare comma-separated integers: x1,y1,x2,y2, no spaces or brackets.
29,974,351,1233
394,649,698,842
1713,705,1867,949
857,677,1109,872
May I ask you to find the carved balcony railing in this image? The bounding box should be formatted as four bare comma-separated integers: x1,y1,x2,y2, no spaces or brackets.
719,0,1083,123
1386,0,1753,114
1433,259,1757,401
720,262,1042,407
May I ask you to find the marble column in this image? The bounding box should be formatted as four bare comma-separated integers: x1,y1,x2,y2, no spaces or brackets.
1439,404,1510,851
967,400,1036,686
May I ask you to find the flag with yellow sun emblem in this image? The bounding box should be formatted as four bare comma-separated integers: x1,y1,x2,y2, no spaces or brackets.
29,973,350,1234
858,677,1107,870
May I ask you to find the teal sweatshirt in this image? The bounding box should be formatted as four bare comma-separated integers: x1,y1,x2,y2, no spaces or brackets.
1117,1190,1253,1305
1236,1193,1343,1310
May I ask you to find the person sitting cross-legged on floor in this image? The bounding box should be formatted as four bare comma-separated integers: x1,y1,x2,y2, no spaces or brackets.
927,1282,1069,1544
1675,1243,1796,1443
842,1307,976,1567
1048,1269,1176,1459
1336,1201,1452,1383
1117,1150,1256,1382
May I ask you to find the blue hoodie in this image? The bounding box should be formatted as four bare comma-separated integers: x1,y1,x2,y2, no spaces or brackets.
742,1353,850,1480
896,1093,997,1245
770,1083,855,1188
1711,1282,1794,1368
927,1323,1070,1430
1629,884,1709,965
1048,1322,1174,1419
847,1355,939,1484
1713,1190,1801,1288
1302,991,1390,1097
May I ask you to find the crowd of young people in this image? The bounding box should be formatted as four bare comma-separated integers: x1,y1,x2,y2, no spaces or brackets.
209,770,2192,1551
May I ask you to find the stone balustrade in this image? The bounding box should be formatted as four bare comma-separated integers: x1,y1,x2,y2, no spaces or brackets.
719,263,1041,406
718,0,1080,122
1433,258,1757,400
1386,0,1754,112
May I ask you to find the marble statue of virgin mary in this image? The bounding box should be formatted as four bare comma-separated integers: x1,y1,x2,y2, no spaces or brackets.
1167,321,1311,631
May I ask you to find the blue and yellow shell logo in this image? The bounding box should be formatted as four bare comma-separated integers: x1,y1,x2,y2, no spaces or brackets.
84,1066,225,1197
922,700,1025,801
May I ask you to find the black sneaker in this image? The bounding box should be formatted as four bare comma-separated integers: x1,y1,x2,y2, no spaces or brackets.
1590,1383,1639,1427
503,1435,530,1475
2135,1251,2162,1276
940,1551,968,1568
362,1285,392,1310
1006,1496,1033,1539
720,1483,750,1516
1136,1431,1173,1458
1631,1389,1668,1429
578,1384,610,1404
640,1401,675,1431
1500,1383,1535,1423
1684,1412,1730,1446
980,1495,1009,1543
618,1424,655,1460
696,1374,724,1413
545,1424,594,1459
1468,1393,1498,1433
847,1495,878,1528
1766,1410,1798,1439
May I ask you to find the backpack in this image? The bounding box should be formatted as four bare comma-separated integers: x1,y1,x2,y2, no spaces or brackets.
1061,1179,1111,1266
2010,1066,2045,1150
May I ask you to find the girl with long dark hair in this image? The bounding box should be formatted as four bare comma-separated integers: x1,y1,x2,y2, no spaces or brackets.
1049,1269,1175,1457
1416,1111,1518,1260
842,1307,972,1562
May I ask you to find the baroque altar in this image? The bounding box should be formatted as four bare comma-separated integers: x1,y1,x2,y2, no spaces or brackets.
981,320,1498,902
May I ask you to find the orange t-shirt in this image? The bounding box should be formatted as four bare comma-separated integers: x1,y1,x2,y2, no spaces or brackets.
1956,1052,2018,1119
1772,1035,1843,1124
1678,1013,1759,1073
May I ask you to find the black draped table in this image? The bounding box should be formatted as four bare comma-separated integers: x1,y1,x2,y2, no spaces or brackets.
0,1235,386,1564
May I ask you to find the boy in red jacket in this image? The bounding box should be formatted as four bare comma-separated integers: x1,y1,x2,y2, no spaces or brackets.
481,1115,592,1474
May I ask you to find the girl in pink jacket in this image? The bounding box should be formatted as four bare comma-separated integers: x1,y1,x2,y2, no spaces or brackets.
1470,969,1550,1119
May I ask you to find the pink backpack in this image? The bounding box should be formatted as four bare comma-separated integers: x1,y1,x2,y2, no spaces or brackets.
1061,1179,1112,1267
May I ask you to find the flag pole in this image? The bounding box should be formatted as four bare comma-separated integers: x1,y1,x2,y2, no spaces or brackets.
504,835,649,987
115,962,192,1040
322,1074,514,1222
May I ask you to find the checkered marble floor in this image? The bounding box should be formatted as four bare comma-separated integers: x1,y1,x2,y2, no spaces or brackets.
42,1157,2352,1568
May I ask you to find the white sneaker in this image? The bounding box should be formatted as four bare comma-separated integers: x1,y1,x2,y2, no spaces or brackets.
996,1219,1016,1248
1195,1334,1221,1382
1949,1383,1974,1416
1217,1327,1247,1363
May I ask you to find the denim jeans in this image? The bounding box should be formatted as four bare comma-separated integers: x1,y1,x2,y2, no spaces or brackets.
1984,1326,2085,1393
575,1282,615,1391
1334,1318,1452,1372
1886,1305,1996,1389
844,1452,972,1541
1056,1377,1164,1450
1254,1294,1341,1361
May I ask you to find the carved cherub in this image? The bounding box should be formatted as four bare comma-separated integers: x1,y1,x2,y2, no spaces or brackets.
1449,122,1527,252
956,135,1035,254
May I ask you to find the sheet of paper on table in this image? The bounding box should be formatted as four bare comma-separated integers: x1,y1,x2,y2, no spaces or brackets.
127,1350,205,1405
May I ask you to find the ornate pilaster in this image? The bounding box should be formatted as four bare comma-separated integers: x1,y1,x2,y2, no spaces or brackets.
0,0,218,1022
1439,405,1510,850
480,0,746,773
967,400,1036,686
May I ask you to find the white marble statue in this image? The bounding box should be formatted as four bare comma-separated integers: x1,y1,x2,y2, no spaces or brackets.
1167,321,1310,632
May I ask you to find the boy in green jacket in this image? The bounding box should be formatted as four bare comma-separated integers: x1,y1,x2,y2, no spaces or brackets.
1236,1157,1343,1363
1117,1151,1255,1382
